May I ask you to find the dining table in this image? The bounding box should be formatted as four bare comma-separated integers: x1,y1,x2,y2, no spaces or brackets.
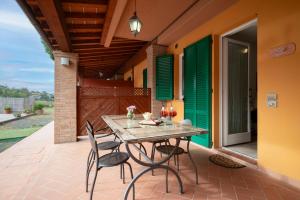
102,114,208,200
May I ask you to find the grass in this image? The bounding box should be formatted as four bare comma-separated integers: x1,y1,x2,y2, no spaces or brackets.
0,107,54,153
0,137,25,153
0,127,41,140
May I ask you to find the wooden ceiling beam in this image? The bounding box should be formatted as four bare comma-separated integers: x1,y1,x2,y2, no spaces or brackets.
118,43,150,73
36,0,71,52
79,52,134,59
67,24,103,29
101,0,128,47
79,56,130,63
80,59,127,64
72,43,145,50
72,39,100,44
69,32,101,37
71,36,100,40
80,63,122,67
61,0,108,4
79,51,137,57
81,65,118,68
80,57,129,61
74,46,142,54
80,60,130,64
64,12,106,20
16,0,52,49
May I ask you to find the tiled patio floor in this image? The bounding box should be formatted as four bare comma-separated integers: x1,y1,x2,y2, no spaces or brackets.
0,122,300,200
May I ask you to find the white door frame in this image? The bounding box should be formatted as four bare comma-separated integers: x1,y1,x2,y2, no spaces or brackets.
219,19,257,147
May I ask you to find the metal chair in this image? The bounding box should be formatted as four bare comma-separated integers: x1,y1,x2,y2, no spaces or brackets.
86,126,135,200
149,139,169,175
86,121,121,192
155,137,199,185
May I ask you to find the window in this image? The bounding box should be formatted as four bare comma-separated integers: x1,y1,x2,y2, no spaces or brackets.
156,54,174,100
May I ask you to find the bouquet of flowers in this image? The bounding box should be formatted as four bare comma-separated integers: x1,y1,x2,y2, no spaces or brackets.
126,105,136,120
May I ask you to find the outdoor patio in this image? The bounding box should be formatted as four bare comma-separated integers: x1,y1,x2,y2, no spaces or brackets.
0,122,299,200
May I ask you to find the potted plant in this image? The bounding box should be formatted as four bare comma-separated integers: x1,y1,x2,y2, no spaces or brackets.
33,102,45,115
13,112,22,118
4,105,12,114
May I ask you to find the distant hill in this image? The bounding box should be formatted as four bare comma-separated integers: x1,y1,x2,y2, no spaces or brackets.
0,85,53,101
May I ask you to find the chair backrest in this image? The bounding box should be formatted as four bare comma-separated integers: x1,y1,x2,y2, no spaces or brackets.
179,119,192,126
86,126,99,158
86,120,94,136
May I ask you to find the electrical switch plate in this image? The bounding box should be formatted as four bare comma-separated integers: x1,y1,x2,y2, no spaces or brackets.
267,92,277,108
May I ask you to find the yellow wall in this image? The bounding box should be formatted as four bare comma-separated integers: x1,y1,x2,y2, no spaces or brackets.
134,59,147,88
123,59,147,88
166,0,300,181
124,70,132,81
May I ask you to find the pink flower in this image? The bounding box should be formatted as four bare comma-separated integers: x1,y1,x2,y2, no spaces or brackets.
126,105,136,112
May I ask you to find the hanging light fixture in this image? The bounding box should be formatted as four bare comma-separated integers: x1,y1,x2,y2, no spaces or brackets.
128,0,142,36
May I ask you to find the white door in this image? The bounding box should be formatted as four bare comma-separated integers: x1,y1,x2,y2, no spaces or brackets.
223,38,251,146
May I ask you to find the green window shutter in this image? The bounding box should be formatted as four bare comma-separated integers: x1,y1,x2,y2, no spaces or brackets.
143,68,147,88
184,43,197,125
156,54,174,100
184,35,212,148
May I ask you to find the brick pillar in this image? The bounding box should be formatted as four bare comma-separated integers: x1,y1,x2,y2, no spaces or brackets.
53,51,78,144
146,44,167,117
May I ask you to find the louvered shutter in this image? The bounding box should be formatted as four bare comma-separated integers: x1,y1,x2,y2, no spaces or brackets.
184,35,212,148
184,43,197,125
156,55,174,100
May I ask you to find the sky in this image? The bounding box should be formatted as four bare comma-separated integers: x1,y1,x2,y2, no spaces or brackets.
0,0,54,93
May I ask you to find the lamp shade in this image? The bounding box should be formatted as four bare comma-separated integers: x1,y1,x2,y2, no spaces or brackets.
61,57,69,66
128,12,142,36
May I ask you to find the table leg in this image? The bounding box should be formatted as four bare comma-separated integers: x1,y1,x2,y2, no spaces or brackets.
187,138,199,184
124,138,184,200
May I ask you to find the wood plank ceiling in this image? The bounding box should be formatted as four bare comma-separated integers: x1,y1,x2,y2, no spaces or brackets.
20,0,148,78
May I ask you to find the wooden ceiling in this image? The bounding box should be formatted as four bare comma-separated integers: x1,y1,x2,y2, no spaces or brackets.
17,0,148,78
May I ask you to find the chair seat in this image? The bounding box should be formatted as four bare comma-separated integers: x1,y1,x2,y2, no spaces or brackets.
156,145,185,155
97,141,120,150
98,152,129,168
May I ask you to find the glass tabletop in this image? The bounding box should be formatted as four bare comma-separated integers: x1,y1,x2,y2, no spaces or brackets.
102,115,208,143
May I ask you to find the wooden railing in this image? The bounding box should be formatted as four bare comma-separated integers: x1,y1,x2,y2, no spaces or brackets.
77,87,151,136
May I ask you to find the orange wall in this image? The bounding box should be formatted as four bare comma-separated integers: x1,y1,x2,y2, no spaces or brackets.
133,59,147,88
166,0,300,181
124,59,147,88
124,70,132,81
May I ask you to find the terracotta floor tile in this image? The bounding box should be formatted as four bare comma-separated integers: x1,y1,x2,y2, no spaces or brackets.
0,122,300,200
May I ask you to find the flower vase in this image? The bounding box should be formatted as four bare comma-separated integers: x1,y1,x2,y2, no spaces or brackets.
127,111,135,120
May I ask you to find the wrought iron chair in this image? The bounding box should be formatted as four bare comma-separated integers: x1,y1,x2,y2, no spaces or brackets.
149,139,169,175
155,137,199,185
86,126,135,200
86,121,121,192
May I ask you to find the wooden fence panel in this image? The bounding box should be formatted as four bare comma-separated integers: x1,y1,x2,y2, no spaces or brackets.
77,87,151,136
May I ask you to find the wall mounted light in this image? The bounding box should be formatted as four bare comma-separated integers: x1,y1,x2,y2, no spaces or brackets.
128,0,142,36
61,57,70,66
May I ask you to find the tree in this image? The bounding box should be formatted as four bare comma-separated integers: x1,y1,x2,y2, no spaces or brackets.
41,40,54,60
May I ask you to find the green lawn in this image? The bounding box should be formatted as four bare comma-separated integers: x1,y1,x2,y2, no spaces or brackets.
0,127,41,140
0,107,54,153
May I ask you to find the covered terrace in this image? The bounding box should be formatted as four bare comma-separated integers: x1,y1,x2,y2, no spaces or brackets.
5,0,300,200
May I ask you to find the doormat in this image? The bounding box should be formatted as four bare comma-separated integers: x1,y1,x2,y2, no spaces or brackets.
209,154,246,168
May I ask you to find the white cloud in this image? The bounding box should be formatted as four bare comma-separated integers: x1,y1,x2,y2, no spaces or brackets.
19,67,54,73
0,10,35,31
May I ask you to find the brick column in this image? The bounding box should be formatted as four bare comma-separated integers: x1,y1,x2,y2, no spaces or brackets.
146,44,167,117
53,51,78,144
